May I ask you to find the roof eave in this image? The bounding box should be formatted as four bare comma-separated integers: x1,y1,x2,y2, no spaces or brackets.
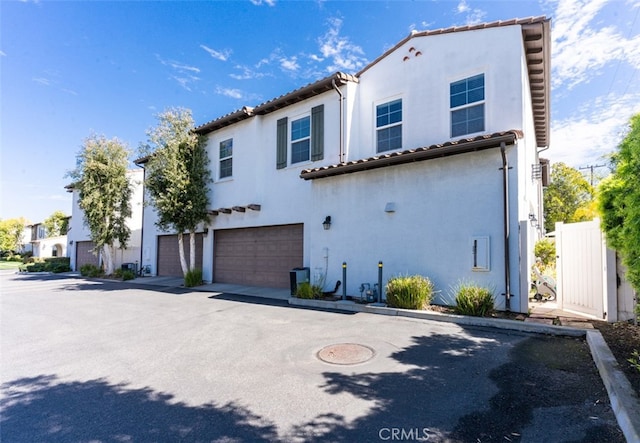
300,131,522,180
252,72,358,115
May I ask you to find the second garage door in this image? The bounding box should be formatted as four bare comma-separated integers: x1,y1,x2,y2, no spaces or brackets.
214,224,303,288
157,234,204,276
76,241,100,271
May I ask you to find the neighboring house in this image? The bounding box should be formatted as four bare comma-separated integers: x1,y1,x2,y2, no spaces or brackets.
18,226,32,255
66,168,144,272
28,219,69,259
138,16,551,313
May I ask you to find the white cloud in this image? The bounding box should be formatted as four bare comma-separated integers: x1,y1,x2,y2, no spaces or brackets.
200,45,232,61
33,77,51,86
230,64,266,80
0,50,6,57
215,86,244,99
551,0,640,90
156,54,202,90
550,91,640,167
316,17,367,72
172,75,200,91
454,0,486,25
156,54,201,73
250,0,275,6
279,56,299,72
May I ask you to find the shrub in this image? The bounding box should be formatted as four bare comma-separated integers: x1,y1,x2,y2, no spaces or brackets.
80,264,101,278
49,263,71,273
184,268,203,287
122,270,136,281
20,257,71,273
628,350,640,374
25,262,47,272
533,238,556,279
453,282,495,317
44,257,71,273
295,281,323,299
112,269,123,279
385,275,434,310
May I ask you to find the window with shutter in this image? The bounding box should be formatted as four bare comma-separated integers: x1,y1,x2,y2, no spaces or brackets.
311,105,324,161
276,117,288,169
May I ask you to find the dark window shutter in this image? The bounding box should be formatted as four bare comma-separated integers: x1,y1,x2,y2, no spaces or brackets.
276,117,288,169
311,105,324,161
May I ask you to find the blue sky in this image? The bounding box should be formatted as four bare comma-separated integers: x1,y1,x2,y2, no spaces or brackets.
1,0,639,223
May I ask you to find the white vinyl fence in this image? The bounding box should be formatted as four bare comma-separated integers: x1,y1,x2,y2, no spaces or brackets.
555,219,636,322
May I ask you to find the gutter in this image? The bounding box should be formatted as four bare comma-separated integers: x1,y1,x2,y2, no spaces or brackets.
135,161,146,275
332,79,345,164
500,143,512,311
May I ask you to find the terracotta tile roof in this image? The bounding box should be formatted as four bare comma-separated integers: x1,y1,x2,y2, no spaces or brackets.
193,72,358,135
300,130,523,180
194,17,550,148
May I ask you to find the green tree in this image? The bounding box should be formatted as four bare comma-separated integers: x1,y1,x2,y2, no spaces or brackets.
543,162,595,232
141,107,211,276
0,217,29,252
67,134,133,275
43,210,69,237
598,113,640,293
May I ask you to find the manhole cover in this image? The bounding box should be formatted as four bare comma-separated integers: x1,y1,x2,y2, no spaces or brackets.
317,343,375,365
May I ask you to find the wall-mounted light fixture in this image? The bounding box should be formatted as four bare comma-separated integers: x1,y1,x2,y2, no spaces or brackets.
69,240,74,245
528,213,538,227
322,216,332,231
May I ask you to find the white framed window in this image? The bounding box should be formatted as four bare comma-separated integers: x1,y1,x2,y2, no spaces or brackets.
219,138,232,179
291,115,310,164
450,73,485,137
376,98,402,152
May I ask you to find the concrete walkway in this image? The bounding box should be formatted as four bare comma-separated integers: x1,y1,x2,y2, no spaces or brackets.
127,275,291,300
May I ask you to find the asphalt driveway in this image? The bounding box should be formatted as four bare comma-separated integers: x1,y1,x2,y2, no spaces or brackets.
0,273,624,442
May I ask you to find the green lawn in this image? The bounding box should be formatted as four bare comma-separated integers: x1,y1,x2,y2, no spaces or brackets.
0,261,22,270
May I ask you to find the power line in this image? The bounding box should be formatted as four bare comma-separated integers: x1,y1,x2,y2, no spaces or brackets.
579,164,607,186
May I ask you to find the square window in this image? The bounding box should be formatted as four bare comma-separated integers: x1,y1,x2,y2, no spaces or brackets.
219,138,233,179
376,99,402,153
451,104,485,137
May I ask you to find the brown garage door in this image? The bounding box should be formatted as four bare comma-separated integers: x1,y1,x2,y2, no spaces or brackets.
157,233,204,276
75,241,99,271
214,224,303,288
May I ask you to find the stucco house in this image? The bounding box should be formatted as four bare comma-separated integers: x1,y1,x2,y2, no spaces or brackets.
28,220,69,259
66,168,145,272
138,16,551,313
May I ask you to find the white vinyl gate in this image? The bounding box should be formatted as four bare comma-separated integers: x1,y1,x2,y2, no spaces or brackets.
555,219,616,320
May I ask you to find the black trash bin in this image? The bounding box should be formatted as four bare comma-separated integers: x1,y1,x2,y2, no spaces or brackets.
289,267,310,295
121,263,136,274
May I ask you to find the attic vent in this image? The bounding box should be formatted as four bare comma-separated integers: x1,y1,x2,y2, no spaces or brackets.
531,164,542,180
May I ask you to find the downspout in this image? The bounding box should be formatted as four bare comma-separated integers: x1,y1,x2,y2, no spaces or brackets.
500,142,511,311
332,79,345,163
136,162,146,275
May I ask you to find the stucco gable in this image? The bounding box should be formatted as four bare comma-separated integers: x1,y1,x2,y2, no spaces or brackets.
357,16,550,149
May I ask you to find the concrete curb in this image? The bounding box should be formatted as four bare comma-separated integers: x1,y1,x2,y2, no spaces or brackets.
587,330,640,443
288,297,586,336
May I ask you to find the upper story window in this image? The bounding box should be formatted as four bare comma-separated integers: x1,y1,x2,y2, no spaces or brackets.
291,116,311,164
219,138,233,179
276,105,324,169
450,74,485,137
376,99,402,152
